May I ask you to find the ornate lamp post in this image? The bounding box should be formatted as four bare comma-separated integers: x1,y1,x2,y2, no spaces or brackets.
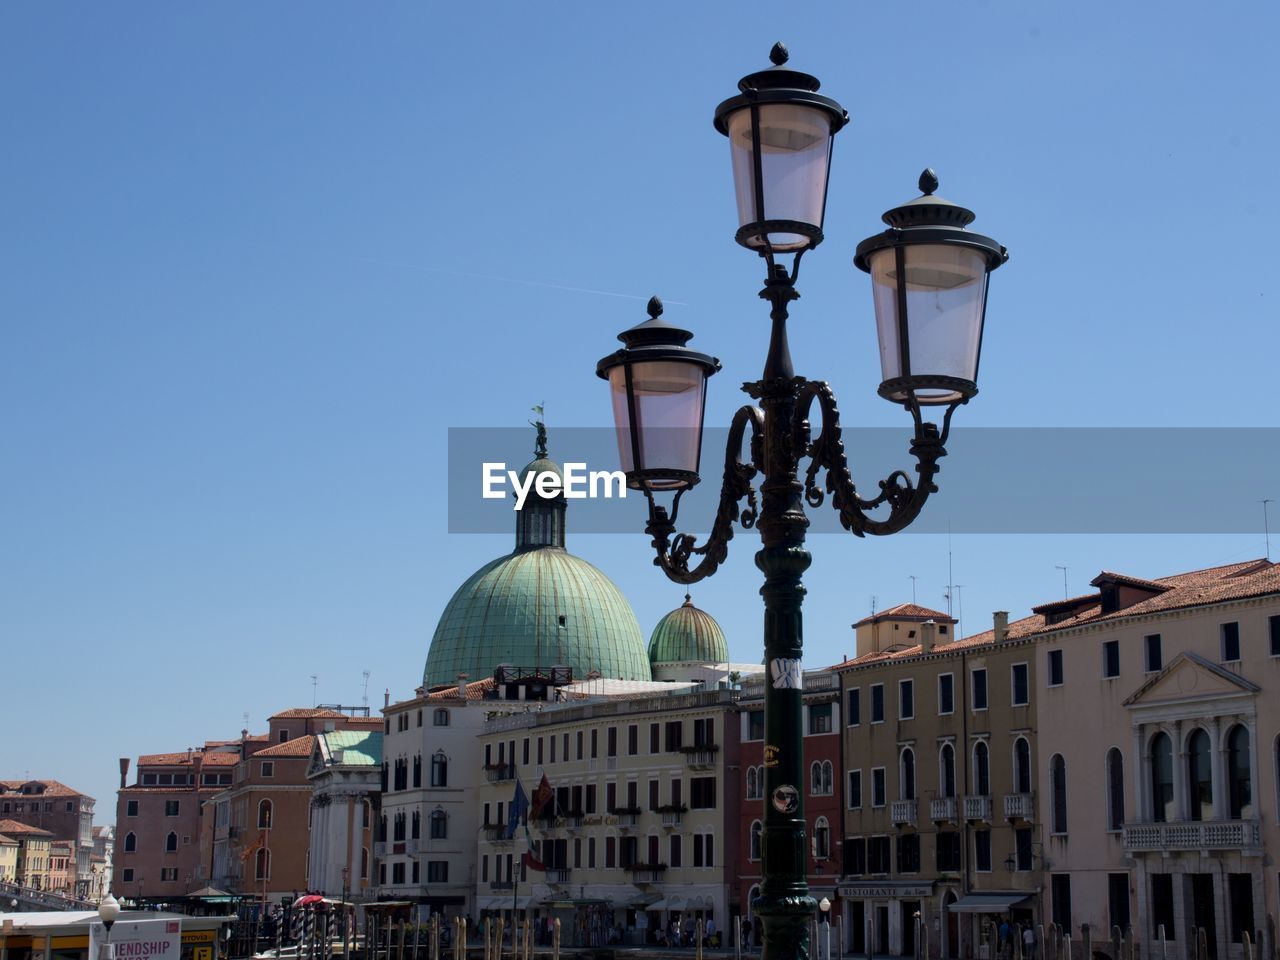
598,43,1007,960
97,893,120,960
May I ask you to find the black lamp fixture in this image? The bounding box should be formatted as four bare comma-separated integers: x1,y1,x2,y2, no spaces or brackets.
597,43,1008,960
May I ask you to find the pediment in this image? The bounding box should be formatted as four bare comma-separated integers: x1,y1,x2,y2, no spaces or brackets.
1124,651,1258,708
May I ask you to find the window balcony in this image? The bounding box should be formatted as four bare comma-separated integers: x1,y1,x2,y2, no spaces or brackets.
1123,819,1261,853
484,763,516,783
929,797,957,823
628,862,667,884
482,825,512,844
489,880,514,891
1003,793,1035,822
963,795,992,823
681,745,720,769
546,868,571,883
659,805,687,828
609,806,641,828
890,800,917,827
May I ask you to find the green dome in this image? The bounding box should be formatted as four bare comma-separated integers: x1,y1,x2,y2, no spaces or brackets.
648,595,728,664
424,548,652,687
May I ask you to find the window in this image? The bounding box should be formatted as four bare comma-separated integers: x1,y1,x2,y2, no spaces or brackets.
808,702,833,734
431,752,448,787
974,829,991,871
1145,634,1162,672
411,811,420,839
1188,728,1213,821
648,724,659,754
938,674,954,715
936,832,961,872
746,766,762,800
844,837,866,875
255,848,270,880
122,868,134,882
261,761,274,778
971,669,988,710
749,821,762,861
1051,875,1072,931
1015,828,1033,871
126,800,138,817
899,749,916,800
848,770,862,809
898,680,914,720
747,710,765,741
628,724,639,755
693,717,715,747
427,861,448,883
1109,873,1131,932
692,833,714,867
847,688,860,726
664,722,683,751
1271,616,1280,657
1222,621,1241,662
162,799,179,817
1229,874,1255,943
1050,754,1068,833
813,817,830,860
433,709,449,726
1102,640,1120,678
413,755,422,788
123,832,136,853
258,800,273,829
1151,732,1174,822
669,833,681,867
1227,725,1252,819
391,862,405,885
430,809,447,839
1011,663,1029,706
810,760,833,796
690,777,717,809
607,728,617,757
590,729,598,759
895,833,919,873
867,836,890,874
1047,649,1064,686
870,684,884,723
1106,748,1124,830
1014,737,1031,794
871,768,886,808
939,744,956,799
165,831,178,852
974,742,990,795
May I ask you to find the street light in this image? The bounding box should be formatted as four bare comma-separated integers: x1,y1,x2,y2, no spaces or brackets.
818,898,831,960
98,893,120,960
598,43,1007,960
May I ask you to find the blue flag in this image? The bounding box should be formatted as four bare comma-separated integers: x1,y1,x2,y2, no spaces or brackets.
507,780,529,839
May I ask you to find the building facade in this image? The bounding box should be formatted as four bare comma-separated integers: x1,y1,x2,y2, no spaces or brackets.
0,780,96,895
305,728,382,900
0,820,53,890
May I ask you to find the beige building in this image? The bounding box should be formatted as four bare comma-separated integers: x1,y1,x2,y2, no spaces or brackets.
835,604,1040,958
0,832,19,883
0,820,54,890
474,685,740,946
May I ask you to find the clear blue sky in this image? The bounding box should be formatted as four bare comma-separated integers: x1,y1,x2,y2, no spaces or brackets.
2,3,1277,814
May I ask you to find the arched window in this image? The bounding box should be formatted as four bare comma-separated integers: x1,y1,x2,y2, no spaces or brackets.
1187,728,1212,821
1151,732,1174,822
430,809,447,839
746,767,760,800
749,820,763,861
974,741,990,795
393,812,406,841
939,744,956,798
822,761,834,795
433,709,450,727
431,751,448,788
811,761,824,795
255,848,270,880
900,748,916,800
810,761,834,796
165,831,178,852
813,816,830,860
258,799,273,829
1106,747,1125,830
1050,754,1067,834
123,832,136,853
411,810,421,840
1014,738,1032,794
1228,725,1252,819
378,815,388,842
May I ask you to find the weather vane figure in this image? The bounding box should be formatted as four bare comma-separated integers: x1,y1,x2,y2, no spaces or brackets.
530,403,547,458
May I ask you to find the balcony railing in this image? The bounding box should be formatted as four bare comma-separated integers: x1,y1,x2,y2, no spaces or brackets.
681,746,720,769
1123,819,1261,852
482,825,512,844
546,868,571,883
484,763,516,783
963,795,992,823
609,807,641,827
1003,793,1035,822
628,863,668,883
373,841,388,857
930,797,957,823
890,800,917,827
489,880,514,891
659,806,687,828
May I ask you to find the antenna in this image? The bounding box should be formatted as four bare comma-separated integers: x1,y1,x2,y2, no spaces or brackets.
946,521,954,617
362,670,371,708
1264,500,1274,562
870,595,877,615
1055,565,1069,599
310,674,318,707
908,575,918,604
241,711,249,730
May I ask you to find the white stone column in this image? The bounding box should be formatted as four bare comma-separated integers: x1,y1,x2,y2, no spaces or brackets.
1171,722,1188,822
1132,724,1148,823
1209,717,1227,822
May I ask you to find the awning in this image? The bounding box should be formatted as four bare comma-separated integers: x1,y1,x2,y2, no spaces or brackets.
629,892,662,908
947,894,1031,914
475,896,535,910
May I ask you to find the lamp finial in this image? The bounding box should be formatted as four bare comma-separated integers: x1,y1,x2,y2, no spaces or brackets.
919,168,939,196
646,296,663,319
769,42,789,66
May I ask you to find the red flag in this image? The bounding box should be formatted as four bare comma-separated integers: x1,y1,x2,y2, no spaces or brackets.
522,847,545,872
530,774,554,819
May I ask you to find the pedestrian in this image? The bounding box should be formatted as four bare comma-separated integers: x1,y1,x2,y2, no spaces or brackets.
1022,924,1036,960
999,919,1012,960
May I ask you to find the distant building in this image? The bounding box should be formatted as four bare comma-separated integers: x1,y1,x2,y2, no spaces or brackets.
0,780,96,895
305,728,382,900
0,819,54,889
89,826,113,900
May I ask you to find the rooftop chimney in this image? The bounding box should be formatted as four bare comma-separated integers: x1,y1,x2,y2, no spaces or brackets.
384,689,390,708
457,673,469,699
186,746,193,763
118,758,130,790
994,611,1010,644
921,620,937,656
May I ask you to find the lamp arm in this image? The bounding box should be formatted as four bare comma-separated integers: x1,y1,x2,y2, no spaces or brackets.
794,380,961,537
643,404,764,584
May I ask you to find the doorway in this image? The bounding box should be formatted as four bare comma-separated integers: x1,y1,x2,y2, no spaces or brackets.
945,894,959,959
1189,874,1217,960
850,901,866,955
876,905,890,955
901,901,920,957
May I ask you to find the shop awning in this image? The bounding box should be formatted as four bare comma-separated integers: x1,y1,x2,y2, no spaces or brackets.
947,894,1031,914
476,896,535,910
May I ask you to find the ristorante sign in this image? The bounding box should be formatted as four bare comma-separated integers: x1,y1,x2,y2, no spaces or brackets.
837,883,934,899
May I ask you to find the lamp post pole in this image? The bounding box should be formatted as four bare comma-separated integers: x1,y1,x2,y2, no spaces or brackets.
597,44,1007,960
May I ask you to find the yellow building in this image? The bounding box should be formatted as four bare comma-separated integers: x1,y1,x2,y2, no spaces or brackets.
0,833,18,882
0,819,54,890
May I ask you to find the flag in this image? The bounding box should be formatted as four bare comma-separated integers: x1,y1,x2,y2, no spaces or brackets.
530,774,554,820
507,780,529,840
521,819,545,873
531,404,544,418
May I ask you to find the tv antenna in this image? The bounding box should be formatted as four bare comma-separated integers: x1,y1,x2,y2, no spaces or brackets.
1264,500,1274,561
908,575,918,604
1055,565,1069,599
362,670,371,708
310,674,318,707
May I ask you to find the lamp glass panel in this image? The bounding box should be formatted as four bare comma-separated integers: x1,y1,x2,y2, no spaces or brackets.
727,103,832,251
608,361,705,488
870,245,988,401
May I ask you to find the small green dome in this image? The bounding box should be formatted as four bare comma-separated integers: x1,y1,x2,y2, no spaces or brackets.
648,595,728,664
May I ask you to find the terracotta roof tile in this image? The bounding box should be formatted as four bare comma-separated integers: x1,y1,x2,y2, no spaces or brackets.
0,820,54,836
136,751,239,767
251,735,317,758
0,780,86,799
269,708,349,720
425,677,497,701
852,603,954,628
0,834,17,846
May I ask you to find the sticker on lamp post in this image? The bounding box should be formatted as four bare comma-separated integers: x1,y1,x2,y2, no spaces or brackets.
770,658,803,689
772,785,799,814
